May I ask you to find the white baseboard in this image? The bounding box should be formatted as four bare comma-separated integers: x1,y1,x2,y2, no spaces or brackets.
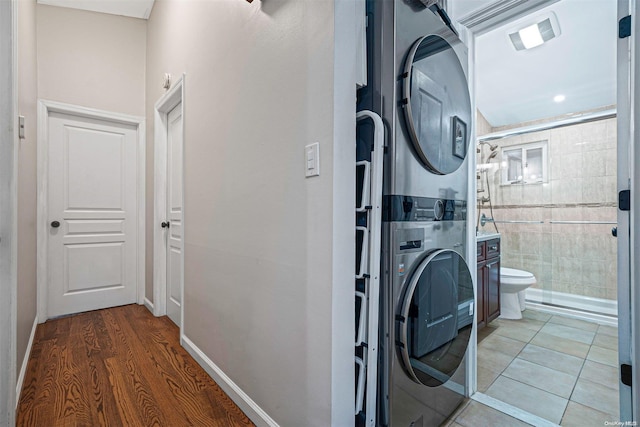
143,297,154,314
181,335,279,427
15,316,38,408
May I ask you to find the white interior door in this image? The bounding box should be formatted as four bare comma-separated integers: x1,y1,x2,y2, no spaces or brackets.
47,111,138,318
165,103,183,326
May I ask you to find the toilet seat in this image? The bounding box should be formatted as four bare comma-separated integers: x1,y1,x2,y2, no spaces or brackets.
501,267,536,286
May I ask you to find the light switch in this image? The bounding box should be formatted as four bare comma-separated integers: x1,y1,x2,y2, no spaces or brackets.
305,142,320,177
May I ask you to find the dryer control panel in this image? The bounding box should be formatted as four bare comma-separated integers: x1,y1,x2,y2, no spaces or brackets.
383,195,466,222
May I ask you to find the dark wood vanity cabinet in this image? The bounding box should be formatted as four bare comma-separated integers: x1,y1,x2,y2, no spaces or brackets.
477,238,500,329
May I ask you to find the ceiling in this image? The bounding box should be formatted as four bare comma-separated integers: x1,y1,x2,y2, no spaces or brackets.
37,0,155,19
449,0,498,20
472,0,616,127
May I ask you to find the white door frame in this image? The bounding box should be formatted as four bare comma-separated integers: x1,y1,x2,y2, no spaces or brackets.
1,0,17,422
36,100,146,323
152,74,185,331
623,0,639,418
457,0,637,422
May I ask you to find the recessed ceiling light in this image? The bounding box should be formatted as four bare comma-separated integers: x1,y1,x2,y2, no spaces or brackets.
554,94,566,103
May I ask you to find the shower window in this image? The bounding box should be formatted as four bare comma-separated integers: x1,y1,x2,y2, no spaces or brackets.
501,141,548,185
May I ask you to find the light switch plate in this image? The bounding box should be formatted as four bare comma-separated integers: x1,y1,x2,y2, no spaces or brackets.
305,142,320,177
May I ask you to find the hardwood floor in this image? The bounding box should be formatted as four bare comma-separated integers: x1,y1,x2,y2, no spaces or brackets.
17,304,255,427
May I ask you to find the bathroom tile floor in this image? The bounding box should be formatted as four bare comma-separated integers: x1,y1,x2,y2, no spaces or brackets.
474,309,620,426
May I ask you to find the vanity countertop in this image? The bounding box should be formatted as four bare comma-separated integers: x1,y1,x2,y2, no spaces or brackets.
476,231,500,242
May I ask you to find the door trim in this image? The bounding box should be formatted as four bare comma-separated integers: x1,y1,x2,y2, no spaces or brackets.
153,74,185,331
36,100,146,323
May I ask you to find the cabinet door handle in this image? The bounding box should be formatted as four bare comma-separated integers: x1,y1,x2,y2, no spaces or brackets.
489,245,498,251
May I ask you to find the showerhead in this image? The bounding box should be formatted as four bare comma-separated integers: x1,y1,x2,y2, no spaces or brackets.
479,141,498,152
487,151,498,160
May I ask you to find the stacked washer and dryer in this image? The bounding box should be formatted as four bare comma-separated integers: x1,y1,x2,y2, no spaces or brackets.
357,1,474,425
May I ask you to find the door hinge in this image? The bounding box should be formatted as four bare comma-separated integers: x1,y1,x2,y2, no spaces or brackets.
619,190,631,211
619,15,631,38
18,115,25,139
621,363,632,386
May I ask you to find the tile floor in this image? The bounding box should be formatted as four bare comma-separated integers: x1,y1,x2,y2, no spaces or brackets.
471,309,620,426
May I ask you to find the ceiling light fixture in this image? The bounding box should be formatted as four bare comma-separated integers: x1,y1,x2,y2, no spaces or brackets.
518,23,545,49
508,13,561,51
553,94,566,103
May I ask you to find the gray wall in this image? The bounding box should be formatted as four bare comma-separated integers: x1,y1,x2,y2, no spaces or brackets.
1,0,16,421
145,0,353,424
16,0,38,378
36,4,146,116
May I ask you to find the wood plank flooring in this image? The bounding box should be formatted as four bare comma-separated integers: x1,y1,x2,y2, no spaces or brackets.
17,304,255,427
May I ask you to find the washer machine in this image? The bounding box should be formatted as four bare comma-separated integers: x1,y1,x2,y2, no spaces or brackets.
381,198,472,426
363,1,475,425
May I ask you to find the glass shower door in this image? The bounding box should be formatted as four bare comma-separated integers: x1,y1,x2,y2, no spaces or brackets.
546,119,618,315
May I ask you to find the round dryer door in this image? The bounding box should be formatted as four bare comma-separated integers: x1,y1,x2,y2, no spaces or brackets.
397,249,474,387
402,35,472,175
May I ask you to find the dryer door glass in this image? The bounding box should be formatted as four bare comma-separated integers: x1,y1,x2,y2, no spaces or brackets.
397,249,474,387
402,35,472,175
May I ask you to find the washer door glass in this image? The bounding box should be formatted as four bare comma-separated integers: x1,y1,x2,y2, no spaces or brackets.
402,35,472,175
397,249,474,387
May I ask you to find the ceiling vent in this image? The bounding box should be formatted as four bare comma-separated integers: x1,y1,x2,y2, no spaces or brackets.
509,13,561,51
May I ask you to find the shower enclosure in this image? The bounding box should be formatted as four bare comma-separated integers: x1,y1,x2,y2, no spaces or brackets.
476,110,618,318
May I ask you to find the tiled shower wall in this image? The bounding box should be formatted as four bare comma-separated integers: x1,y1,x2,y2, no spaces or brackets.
477,116,618,301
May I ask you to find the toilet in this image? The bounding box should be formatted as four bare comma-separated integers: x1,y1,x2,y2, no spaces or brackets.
500,267,537,320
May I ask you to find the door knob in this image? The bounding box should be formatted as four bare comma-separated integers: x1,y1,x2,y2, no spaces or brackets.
51,221,60,228
161,221,170,228
612,227,617,237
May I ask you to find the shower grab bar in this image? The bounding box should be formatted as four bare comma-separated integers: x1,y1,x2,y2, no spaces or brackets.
480,214,617,226
494,220,545,224
480,213,543,226
549,220,617,225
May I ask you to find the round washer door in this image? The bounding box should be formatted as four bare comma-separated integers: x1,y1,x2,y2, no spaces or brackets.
402,35,472,175
397,249,474,387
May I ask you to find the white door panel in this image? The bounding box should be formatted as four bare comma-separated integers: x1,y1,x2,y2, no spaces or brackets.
47,112,138,318
166,103,183,326
64,126,125,210
169,248,181,303
65,242,124,292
